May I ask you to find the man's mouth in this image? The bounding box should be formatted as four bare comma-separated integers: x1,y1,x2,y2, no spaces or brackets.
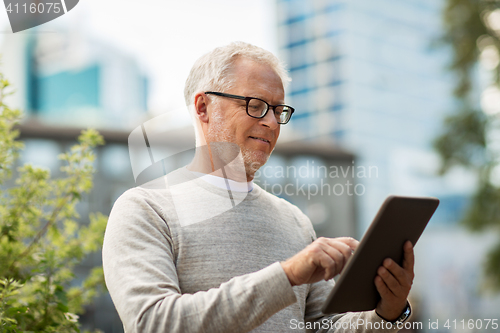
249,136,270,144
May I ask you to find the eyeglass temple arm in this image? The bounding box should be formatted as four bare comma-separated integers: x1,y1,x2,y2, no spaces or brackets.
205,92,246,100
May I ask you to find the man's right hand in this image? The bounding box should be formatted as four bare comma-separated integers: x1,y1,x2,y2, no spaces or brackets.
280,237,359,286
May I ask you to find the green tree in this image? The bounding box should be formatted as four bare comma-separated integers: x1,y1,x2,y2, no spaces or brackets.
0,72,107,331
434,0,500,289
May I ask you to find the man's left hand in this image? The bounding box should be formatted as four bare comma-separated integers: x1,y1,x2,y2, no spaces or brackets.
374,240,414,321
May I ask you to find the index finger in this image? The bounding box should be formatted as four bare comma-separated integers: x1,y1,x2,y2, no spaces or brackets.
402,240,414,274
334,237,359,251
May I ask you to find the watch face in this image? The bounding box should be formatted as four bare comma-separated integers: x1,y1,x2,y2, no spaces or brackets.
397,304,412,323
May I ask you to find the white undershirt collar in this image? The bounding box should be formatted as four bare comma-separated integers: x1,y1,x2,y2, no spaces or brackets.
190,171,254,192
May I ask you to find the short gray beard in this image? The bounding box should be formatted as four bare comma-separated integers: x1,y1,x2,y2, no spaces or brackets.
240,146,270,176
206,107,270,178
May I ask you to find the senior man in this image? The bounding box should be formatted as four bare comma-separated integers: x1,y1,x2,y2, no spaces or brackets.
103,42,414,333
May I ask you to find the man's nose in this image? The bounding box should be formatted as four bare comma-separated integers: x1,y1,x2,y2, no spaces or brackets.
259,108,279,129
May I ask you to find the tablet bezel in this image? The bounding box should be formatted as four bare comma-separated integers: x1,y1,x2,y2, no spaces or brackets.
321,195,439,314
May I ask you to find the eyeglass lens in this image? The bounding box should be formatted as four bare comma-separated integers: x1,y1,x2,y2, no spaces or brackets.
247,98,292,124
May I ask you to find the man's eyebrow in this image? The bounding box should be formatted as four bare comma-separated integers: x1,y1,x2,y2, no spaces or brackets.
251,95,286,104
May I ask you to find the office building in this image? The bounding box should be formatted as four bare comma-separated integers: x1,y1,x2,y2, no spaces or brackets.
1,29,148,129
277,0,500,327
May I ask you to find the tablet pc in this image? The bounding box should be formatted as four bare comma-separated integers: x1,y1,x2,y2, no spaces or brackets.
321,195,439,314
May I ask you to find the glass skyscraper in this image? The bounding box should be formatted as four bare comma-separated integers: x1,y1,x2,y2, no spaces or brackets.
277,0,500,327
1,30,149,130
277,0,459,229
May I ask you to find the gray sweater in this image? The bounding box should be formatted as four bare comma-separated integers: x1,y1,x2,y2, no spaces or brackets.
102,167,403,332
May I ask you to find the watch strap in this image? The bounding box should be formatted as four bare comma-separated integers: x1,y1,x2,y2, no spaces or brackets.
376,302,412,324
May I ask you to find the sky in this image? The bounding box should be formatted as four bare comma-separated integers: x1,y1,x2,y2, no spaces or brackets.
0,0,278,114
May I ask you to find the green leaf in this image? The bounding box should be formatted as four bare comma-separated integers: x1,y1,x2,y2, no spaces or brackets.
0,67,109,331
436,0,500,293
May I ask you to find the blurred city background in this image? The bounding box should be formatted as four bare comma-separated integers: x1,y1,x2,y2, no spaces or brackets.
1,0,500,332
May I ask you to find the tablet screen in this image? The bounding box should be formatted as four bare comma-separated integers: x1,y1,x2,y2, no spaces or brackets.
321,195,439,314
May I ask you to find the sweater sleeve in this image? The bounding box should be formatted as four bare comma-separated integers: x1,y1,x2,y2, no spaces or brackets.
102,189,297,333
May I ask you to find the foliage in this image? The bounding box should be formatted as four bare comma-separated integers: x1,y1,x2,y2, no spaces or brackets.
434,0,500,289
0,73,107,332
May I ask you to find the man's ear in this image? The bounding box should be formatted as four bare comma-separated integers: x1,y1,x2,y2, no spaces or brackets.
194,93,210,124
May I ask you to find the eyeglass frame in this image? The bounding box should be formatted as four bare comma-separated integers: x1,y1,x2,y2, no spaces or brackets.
204,91,295,124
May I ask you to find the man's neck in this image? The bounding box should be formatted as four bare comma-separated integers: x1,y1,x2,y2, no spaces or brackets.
187,144,253,182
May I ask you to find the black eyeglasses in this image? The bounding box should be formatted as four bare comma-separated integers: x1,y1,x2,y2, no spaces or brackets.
204,91,295,124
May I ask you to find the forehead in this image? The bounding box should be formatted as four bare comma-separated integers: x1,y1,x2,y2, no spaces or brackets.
228,57,285,103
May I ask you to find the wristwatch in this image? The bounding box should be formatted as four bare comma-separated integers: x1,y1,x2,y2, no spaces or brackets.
377,302,412,324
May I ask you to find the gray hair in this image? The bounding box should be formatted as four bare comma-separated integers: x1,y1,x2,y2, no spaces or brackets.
184,41,290,107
